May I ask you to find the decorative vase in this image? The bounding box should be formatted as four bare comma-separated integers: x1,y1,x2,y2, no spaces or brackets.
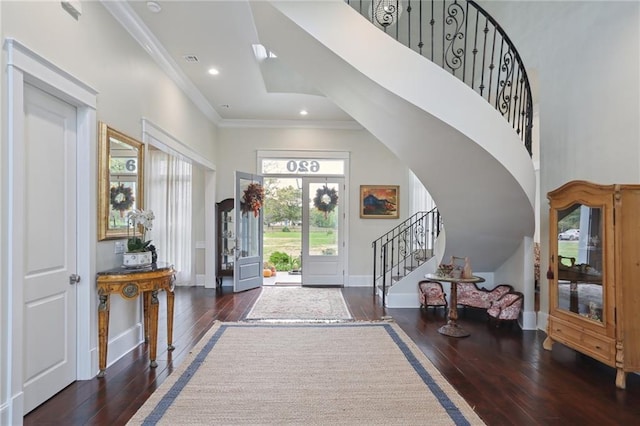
463,257,473,279
123,251,152,268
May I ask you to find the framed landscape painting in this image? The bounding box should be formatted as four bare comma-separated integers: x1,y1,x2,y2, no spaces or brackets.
360,185,399,219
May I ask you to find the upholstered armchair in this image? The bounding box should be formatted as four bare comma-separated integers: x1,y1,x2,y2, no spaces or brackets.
418,280,447,310
456,283,513,310
487,291,524,327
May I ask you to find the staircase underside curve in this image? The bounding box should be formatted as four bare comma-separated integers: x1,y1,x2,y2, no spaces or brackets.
250,1,535,272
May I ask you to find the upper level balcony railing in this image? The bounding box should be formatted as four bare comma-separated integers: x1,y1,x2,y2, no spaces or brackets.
346,0,533,155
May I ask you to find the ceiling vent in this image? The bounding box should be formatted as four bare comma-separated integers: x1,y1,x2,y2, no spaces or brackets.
183,55,199,63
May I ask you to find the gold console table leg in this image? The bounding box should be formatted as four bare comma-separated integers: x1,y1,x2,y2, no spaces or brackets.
97,293,110,378
148,290,159,368
166,288,175,351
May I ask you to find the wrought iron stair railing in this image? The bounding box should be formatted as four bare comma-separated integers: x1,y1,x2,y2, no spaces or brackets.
372,208,441,306
346,0,533,155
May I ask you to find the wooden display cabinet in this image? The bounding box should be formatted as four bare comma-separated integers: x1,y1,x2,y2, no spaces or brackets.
216,198,234,288
544,180,640,389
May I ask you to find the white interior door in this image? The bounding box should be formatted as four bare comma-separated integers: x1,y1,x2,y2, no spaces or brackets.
302,178,345,286
22,84,78,413
234,172,264,292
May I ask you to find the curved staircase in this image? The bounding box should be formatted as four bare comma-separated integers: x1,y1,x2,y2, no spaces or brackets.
250,1,536,322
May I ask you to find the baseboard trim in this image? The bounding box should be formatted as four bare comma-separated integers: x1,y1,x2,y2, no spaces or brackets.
196,274,205,286
385,292,421,308
536,311,548,332
105,323,144,370
1,393,23,425
521,310,537,330
346,275,371,287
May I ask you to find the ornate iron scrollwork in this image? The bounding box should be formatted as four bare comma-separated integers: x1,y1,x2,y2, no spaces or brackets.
373,0,401,28
444,1,465,73
346,0,534,155
497,49,515,116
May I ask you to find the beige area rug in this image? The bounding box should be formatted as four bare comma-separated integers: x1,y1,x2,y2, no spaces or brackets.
245,286,352,321
127,322,485,425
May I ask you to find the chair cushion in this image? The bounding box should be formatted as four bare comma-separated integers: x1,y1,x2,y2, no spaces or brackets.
418,280,447,307
457,283,513,309
487,293,523,320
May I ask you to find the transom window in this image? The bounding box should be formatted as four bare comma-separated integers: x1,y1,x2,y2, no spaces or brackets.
260,158,344,176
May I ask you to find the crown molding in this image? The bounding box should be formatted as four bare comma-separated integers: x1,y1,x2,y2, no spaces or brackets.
100,0,222,124
99,2,361,131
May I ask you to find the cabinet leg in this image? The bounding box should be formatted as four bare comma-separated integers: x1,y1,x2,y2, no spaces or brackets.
616,369,627,389
542,336,554,351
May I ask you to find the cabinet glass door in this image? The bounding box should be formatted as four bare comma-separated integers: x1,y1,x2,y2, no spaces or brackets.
221,205,234,272
556,203,604,322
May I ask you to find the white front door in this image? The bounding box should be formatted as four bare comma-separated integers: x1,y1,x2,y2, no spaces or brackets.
302,178,345,286
22,84,78,414
234,171,264,292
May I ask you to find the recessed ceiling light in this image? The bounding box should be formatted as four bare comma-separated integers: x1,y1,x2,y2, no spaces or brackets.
300,110,308,116
146,1,162,13
208,68,220,76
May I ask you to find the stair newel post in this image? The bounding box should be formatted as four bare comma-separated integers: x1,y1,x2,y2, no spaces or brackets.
384,234,389,280
372,239,378,296
382,244,388,307
391,235,396,282
429,211,435,252
410,220,415,268
405,225,411,271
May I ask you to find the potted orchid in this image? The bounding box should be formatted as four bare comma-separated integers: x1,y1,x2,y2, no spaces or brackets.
123,209,155,267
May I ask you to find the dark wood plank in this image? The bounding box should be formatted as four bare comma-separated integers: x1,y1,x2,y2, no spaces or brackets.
24,286,640,425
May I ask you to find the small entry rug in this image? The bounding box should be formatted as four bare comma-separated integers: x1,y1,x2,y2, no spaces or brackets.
127,322,485,425
245,286,352,321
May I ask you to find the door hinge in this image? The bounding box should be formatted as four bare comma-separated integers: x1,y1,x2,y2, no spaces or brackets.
69,274,81,285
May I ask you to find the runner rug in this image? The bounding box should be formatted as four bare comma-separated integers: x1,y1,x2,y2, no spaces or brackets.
245,286,352,321
127,322,485,425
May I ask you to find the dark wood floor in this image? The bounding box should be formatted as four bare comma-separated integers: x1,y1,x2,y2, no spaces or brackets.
24,286,640,425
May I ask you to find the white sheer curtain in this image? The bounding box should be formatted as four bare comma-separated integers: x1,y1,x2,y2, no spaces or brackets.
408,170,435,216
148,148,193,285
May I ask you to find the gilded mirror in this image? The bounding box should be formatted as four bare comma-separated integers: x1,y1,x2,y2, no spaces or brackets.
98,122,144,240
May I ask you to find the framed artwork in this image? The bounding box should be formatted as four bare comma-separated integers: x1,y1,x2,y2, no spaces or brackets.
360,185,399,219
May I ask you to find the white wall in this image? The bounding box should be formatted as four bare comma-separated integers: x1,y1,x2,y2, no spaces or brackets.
1,1,217,269
0,0,4,416
217,126,410,281
0,1,218,409
481,1,640,329
2,2,217,157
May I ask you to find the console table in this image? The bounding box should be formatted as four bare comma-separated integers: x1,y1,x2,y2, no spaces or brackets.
96,263,175,378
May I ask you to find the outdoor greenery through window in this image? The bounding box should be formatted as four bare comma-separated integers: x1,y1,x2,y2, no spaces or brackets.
259,153,347,278
263,177,339,271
